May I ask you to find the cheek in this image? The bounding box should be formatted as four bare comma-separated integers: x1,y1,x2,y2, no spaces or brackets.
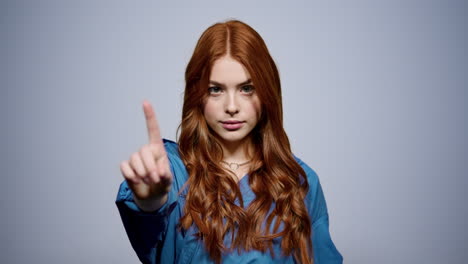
203,101,217,121
252,97,262,119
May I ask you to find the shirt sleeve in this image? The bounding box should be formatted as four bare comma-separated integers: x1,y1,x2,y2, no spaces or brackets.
115,181,177,263
295,157,344,264
115,139,185,264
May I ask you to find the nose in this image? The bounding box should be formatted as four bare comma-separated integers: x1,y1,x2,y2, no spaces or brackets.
225,92,239,116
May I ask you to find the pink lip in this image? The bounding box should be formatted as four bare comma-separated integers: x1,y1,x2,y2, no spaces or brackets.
221,120,244,130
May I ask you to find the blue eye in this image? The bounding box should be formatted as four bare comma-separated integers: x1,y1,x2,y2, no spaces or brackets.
241,85,255,94
208,86,222,94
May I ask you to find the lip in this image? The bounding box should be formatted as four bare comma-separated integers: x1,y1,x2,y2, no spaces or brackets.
220,120,245,130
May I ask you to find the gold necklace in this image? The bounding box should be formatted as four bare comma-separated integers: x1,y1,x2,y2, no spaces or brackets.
221,160,250,170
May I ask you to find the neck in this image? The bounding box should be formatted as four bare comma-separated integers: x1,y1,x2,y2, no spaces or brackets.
219,138,252,162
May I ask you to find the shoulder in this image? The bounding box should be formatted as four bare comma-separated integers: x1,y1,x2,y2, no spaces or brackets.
162,138,184,168
293,155,329,221
162,138,189,192
162,138,180,157
293,155,320,188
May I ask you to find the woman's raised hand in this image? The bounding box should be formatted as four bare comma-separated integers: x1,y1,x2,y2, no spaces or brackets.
119,100,173,212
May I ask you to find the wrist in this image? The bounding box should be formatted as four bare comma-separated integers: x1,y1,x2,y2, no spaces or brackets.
133,194,168,212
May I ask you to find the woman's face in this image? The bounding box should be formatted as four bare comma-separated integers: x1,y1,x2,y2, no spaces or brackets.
203,56,261,148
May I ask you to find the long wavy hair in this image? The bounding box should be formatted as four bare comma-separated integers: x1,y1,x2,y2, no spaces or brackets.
177,20,313,264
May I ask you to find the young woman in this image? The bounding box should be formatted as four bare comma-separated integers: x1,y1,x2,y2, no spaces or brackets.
116,20,343,264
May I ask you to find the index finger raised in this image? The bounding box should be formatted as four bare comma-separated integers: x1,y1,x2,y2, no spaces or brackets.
142,100,162,144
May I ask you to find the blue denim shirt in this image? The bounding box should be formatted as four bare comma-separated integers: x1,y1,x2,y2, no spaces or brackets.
116,139,343,263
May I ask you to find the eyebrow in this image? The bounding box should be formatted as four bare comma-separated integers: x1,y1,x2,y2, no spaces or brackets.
209,79,252,87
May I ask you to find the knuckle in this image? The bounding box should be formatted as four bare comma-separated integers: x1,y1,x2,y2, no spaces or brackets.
123,173,133,181
126,174,139,185
135,165,146,177
150,145,160,157
146,163,156,173
130,152,139,161
158,165,167,176
119,161,127,171
120,161,130,174
140,144,150,154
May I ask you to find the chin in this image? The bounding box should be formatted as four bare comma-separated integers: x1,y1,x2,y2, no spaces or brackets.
221,136,245,143
218,133,249,144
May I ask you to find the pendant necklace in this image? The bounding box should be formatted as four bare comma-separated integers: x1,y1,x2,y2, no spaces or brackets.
221,160,250,171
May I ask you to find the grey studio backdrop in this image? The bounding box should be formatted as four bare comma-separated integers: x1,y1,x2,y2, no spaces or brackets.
2,1,467,263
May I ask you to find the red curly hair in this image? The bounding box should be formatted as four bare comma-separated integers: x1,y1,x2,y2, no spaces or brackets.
177,20,313,264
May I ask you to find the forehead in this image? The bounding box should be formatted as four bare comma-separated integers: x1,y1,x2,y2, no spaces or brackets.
209,56,251,85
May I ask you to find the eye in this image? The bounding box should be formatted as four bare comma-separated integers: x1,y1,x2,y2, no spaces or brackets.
208,86,222,95
240,85,255,94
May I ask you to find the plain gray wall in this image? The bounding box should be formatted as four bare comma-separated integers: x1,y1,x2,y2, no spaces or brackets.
2,0,467,263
